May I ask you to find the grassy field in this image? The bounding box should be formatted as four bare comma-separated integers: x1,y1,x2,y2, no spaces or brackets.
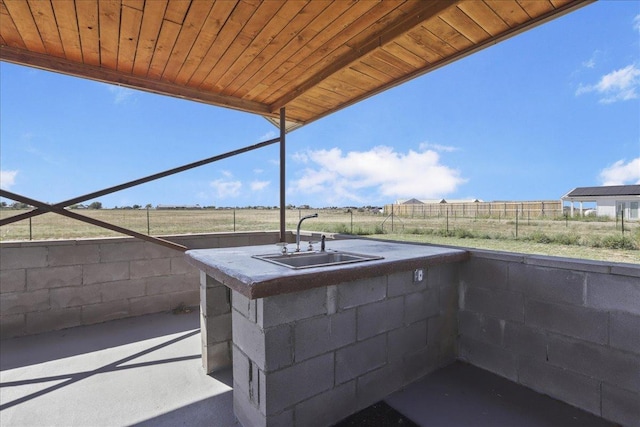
1,208,638,264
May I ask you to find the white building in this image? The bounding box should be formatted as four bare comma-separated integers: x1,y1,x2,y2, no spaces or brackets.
561,185,640,220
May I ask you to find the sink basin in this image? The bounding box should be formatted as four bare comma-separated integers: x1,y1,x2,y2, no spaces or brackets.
253,250,383,269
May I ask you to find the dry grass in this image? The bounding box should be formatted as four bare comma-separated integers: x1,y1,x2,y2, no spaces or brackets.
1,208,638,264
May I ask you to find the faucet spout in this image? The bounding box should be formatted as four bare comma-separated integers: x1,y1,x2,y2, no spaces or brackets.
296,213,318,252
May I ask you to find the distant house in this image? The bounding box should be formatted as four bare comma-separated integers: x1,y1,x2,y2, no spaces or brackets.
561,185,640,219
156,204,202,210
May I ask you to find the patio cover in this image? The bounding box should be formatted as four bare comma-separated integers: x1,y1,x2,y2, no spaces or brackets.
1,0,592,128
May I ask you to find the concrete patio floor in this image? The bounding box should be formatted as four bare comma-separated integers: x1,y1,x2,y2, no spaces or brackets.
1,311,615,427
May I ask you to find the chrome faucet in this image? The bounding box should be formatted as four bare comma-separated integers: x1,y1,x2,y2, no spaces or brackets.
296,213,318,252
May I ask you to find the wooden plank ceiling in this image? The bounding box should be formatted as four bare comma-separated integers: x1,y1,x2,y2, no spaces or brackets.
1,0,592,128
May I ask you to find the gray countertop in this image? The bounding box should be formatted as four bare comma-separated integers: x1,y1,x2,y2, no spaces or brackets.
185,239,468,299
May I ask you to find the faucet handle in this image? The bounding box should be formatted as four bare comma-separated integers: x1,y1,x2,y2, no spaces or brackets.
276,242,288,254
307,241,316,251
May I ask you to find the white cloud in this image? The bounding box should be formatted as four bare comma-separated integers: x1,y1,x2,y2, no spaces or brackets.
210,179,242,198
253,168,264,174
250,180,270,191
599,158,640,185
259,130,277,141
633,14,640,32
576,64,640,103
419,142,459,153
0,170,18,190
221,170,233,178
289,146,465,204
108,85,135,104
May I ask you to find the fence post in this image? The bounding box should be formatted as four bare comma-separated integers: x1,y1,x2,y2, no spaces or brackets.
515,209,518,239
350,209,353,234
234,209,236,232
147,207,150,235
621,209,625,238
29,217,32,240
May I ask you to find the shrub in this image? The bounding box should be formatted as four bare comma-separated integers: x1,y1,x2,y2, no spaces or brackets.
527,231,553,244
598,236,638,250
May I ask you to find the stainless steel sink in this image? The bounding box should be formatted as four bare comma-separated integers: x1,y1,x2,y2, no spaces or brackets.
252,250,383,269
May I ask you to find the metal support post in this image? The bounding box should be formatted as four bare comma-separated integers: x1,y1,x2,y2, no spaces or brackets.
279,108,286,242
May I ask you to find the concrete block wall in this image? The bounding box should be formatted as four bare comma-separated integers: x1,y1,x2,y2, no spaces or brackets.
0,231,280,339
459,250,640,427
227,262,461,427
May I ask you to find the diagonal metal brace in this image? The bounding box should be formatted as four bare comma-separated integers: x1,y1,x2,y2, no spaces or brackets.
1,190,188,251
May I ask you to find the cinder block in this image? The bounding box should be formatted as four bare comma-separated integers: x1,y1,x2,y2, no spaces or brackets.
48,244,99,266
402,346,437,382
356,363,403,411
202,275,231,316
0,269,25,293
547,335,640,393
464,286,524,323
458,336,517,381
203,312,232,344
265,353,334,414
0,290,49,315
387,270,426,297
83,261,129,285
129,293,174,316
435,262,459,287
439,277,458,313
99,241,147,262
295,381,357,427
602,383,640,427
257,287,326,328
264,324,293,372
518,358,601,416
294,309,356,362
146,275,192,295
233,385,266,427
232,291,255,322
82,300,130,325
508,263,585,305
587,272,640,315
232,309,266,370
338,276,386,309
525,299,608,344
356,297,403,340
0,313,25,339
460,257,508,290
429,315,457,367
27,265,82,290
503,322,547,361
388,320,427,363
458,310,504,347
232,345,253,402
171,256,197,275
26,307,82,334
50,284,102,309
0,246,47,269
202,341,231,374
610,311,640,354
336,334,386,384
404,289,439,325
101,279,146,302
130,258,171,279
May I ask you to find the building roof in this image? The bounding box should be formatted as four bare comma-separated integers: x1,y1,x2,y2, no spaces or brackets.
563,185,640,199
0,0,592,128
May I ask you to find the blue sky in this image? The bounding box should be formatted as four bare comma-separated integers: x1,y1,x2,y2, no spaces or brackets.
1,1,639,209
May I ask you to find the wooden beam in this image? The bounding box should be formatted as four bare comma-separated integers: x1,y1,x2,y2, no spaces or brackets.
269,0,458,112
0,44,273,116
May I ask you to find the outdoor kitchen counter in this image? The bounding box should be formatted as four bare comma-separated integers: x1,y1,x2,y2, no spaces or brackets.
185,239,469,299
